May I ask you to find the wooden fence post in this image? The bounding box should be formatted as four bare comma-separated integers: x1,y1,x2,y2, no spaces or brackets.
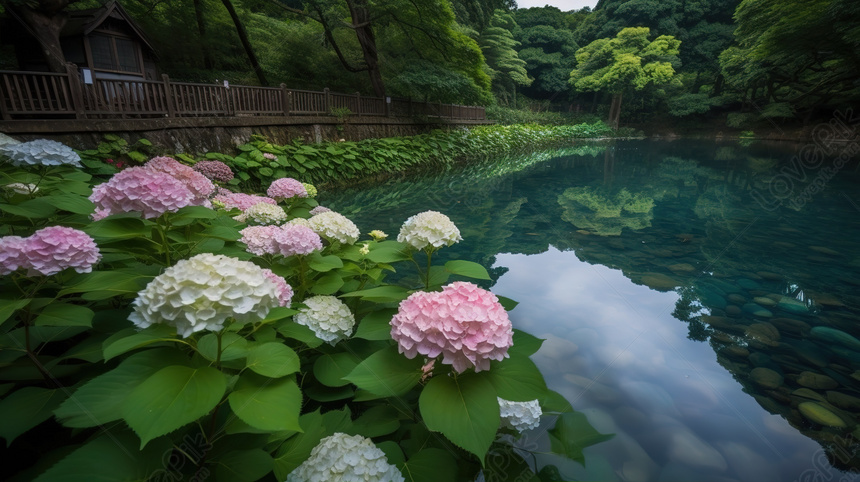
354,92,361,116
65,63,85,119
0,74,9,121
324,87,330,115
162,74,175,117
281,83,290,116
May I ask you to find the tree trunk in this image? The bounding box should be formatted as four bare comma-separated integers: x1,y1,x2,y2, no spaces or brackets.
193,0,213,70
11,5,70,73
608,92,623,130
220,0,267,86
346,0,385,98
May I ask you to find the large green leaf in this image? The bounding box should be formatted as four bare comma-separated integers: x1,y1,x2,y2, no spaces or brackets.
33,430,171,482
313,352,361,387
0,387,66,446
84,216,152,240
398,448,457,482
344,346,424,397
55,348,188,428
309,272,344,295
122,365,226,448
419,373,499,462
228,373,301,432
354,309,396,341
42,194,95,214
445,260,491,280
34,303,94,328
0,198,57,218
58,270,152,299
307,252,344,272
484,355,547,402
339,285,411,303
102,324,176,361
197,333,248,362
548,411,614,466
245,343,300,378
272,410,327,479
276,321,323,348
367,247,412,263
0,299,29,329
214,449,274,482
508,329,544,358
351,404,401,438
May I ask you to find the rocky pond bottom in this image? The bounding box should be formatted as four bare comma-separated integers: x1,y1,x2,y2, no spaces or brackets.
322,139,860,481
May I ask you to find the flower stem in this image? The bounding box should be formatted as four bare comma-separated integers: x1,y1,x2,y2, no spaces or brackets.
424,249,434,290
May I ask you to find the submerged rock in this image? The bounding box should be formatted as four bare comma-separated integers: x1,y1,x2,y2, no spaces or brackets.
826,391,860,411
742,303,773,318
753,296,777,307
777,297,810,314
792,388,826,402
796,371,839,390
811,326,860,351
640,273,680,291
745,323,780,346
798,402,847,428
750,367,783,389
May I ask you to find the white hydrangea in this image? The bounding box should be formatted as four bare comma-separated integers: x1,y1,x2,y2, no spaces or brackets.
309,211,360,244
3,183,39,194
0,133,21,146
129,253,280,337
234,202,288,225
397,211,462,251
287,433,404,482
498,398,542,432
287,217,312,228
294,295,355,345
0,139,82,167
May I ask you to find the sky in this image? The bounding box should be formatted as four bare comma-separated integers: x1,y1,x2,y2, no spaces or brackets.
516,0,599,10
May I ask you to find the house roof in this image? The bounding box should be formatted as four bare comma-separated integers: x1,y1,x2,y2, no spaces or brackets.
62,0,156,55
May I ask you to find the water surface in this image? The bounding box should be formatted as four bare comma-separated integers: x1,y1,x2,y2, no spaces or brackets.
322,139,860,481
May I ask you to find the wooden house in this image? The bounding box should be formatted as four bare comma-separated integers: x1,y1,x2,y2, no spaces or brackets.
4,0,158,81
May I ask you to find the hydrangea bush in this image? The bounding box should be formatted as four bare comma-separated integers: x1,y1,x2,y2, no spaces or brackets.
0,140,611,482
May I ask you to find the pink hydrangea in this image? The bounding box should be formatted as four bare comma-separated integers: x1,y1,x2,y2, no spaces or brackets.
262,268,293,307
263,152,277,161
213,191,277,211
193,160,234,182
89,167,197,219
272,224,323,257
267,178,307,200
239,225,281,256
309,206,332,215
390,282,513,373
145,156,215,203
0,236,29,275
1,226,101,276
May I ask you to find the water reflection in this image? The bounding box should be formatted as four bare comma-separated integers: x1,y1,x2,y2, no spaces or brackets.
322,139,860,481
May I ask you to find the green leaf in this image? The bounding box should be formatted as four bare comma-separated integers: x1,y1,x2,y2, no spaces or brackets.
228,373,301,432
55,348,188,428
313,352,361,387
354,309,396,341
0,299,29,328
276,321,323,348
497,296,519,312
339,285,411,303
485,356,547,401
58,270,151,299
122,365,226,448
419,372,499,462
309,272,344,295
33,430,171,482
215,449,274,482
102,324,176,361
427,266,450,287
0,198,57,218
540,390,574,414
399,448,458,482
169,205,217,226
260,307,298,324
344,346,424,397
197,333,248,362
445,260,491,280
42,194,95,214
351,404,401,438
34,303,94,327
508,329,544,358
84,216,152,240
0,387,66,446
367,247,412,263
273,411,327,479
548,411,614,466
245,343,300,378
307,253,344,272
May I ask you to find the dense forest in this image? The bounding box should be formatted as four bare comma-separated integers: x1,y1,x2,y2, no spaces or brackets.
1,0,858,131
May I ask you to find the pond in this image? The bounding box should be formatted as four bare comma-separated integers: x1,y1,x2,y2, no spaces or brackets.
321,138,860,482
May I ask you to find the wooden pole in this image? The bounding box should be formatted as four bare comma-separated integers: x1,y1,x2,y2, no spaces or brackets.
281,83,289,116
66,63,85,119
162,74,175,117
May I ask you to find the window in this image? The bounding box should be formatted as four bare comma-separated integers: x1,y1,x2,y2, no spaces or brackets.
89,34,140,73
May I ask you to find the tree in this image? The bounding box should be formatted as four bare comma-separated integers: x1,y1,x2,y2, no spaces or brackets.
221,0,268,86
478,10,531,106
4,0,80,73
569,27,680,128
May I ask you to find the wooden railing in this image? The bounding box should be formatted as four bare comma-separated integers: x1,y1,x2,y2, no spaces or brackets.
0,66,486,122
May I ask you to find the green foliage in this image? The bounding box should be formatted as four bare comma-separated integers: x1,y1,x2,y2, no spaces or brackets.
0,138,612,481
558,186,659,236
